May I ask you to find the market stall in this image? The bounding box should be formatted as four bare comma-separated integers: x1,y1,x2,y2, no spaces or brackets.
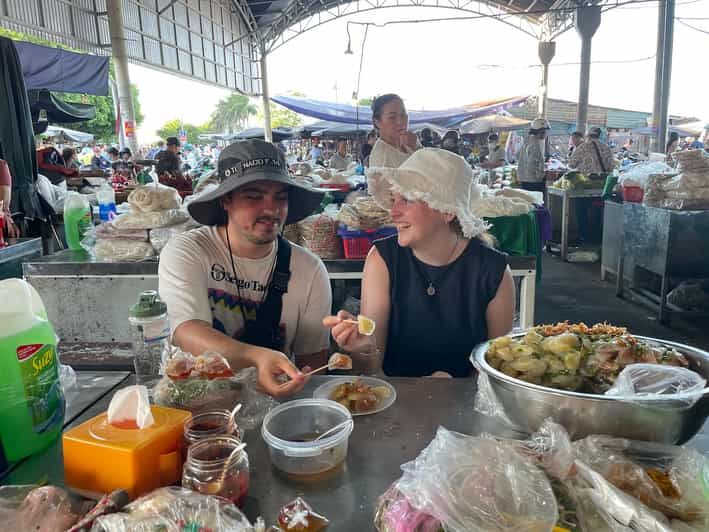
547,186,605,261
0,237,41,279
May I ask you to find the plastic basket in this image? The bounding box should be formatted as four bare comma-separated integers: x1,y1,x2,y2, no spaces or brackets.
622,185,644,203
337,226,397,259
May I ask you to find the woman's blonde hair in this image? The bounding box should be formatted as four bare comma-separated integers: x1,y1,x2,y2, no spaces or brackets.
450,218,497,248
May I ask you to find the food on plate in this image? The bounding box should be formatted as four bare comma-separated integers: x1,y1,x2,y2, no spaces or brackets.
277,497,329,531
485,322,691,393
328,352,352,370
357,315,376,336
329,379,390,413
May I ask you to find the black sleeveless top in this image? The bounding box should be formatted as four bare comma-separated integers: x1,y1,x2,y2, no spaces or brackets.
374,235,507,378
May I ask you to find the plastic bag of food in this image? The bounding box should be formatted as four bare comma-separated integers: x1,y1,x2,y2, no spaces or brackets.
90,487,255,532
127,184,181,213
298,209,343,259
472,370,516,428
94,239,156,261
94,222,150,241
112,208,189,229
0,485,93,532
605,364,706,408
149,219,200,253
153,350,276,429
374,484,442,532
393,427,558,531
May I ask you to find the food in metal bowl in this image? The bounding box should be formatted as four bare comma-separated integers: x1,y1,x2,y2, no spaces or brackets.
485,322,691,393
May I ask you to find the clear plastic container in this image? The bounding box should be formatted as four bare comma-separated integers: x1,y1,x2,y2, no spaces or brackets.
261,399,353,480
183,410,244,448
97,183,117,222
182,435,249,507
128,291,170,387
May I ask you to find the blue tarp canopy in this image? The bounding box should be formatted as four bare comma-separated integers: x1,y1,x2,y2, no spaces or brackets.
14,40,109,96
230,127,294,142
271,95,530,127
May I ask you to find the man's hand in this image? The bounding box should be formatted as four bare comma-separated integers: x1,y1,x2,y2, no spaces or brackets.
252,348,310,398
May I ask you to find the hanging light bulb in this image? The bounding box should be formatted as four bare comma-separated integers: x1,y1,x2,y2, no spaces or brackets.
344,26,354,55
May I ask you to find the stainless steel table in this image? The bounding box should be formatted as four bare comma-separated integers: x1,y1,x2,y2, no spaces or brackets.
547,187,604,261
0,237,42,279
3,374,708,529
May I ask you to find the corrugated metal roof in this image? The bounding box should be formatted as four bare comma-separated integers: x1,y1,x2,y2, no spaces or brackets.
606,109,649,129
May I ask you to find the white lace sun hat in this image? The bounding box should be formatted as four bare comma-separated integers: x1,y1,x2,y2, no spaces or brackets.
367,148,489,239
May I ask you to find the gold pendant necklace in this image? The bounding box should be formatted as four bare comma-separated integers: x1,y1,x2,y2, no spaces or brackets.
417,234,460,297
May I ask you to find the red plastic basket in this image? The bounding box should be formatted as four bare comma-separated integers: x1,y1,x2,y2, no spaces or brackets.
622,185,644,203
341,235,373,259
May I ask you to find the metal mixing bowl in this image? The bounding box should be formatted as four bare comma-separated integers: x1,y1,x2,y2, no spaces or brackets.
471,335,709,444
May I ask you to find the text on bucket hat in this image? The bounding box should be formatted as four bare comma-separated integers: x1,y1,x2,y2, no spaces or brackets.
367,148,488,239
187,139,324,226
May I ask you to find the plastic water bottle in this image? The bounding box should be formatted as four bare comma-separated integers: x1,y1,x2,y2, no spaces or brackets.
97,183,117,222
129,291,170,387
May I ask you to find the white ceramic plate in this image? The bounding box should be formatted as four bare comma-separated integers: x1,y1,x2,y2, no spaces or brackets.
313,376,397,416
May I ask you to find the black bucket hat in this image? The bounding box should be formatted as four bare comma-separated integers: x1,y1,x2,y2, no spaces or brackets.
187,139,325,226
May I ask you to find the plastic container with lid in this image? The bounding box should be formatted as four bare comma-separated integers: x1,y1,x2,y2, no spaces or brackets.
97,183,117,222
62,404,191,499
129,290,170,387
261,399,353,480
183,409,244,448
0,278,64,462
182,435,249,507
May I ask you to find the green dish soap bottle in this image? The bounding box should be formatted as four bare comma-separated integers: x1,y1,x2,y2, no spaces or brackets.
0,278,65,462
64,191,92,251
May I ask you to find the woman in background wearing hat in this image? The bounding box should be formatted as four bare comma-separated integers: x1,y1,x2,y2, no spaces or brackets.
324,148,515,378
517,118,550,193
368,94,420,168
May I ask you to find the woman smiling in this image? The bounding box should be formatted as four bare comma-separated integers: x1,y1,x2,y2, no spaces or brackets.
368,94,420,169
324,148,515,378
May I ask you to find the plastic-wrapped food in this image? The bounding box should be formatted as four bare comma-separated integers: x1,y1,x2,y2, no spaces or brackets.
94,239,155,261
149,219,200,253
617,162,673,189
94,222,149,241
375,485,442,532
127,184,181,213
112,208,189,229
90,487,256,532
605,364,706,407
659,198,709,210
154,350,276,429
392,427,558,531
0,485,92,532
276,497,329,531
298,211,343,259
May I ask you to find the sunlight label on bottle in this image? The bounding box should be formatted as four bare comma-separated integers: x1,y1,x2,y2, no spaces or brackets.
17,344,63,434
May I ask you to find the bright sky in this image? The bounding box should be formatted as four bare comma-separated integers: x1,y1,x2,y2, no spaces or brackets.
133,1,709,142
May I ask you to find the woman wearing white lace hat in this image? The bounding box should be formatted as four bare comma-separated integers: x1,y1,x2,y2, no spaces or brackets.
324,148,515,378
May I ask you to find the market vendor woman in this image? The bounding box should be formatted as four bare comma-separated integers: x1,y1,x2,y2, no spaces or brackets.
159,140,332,396
324,148,515,377
368,93,420,168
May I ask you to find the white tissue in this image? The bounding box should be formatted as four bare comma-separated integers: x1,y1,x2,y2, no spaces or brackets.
107,385,155,429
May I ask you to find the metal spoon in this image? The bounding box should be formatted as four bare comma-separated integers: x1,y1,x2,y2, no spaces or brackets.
210,442,247,495
230,403,242,425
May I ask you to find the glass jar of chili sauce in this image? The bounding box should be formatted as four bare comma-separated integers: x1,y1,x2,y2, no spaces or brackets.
182,435,249,506
183,410,243,448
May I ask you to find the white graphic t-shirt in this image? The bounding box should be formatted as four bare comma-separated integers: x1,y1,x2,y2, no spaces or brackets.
158,226,331,358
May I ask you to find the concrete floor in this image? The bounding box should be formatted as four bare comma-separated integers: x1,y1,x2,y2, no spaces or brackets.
536,253,708,350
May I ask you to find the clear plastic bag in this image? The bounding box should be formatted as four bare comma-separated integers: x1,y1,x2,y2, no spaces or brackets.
149,219,200,253
94,239,156,261
153,349,276,430
374,484,442,532
127,184,182,213
0,485,92,532
112,208,189,229
605,364,706,407
393,427,558,531
472,370,516,428
90,486,255,532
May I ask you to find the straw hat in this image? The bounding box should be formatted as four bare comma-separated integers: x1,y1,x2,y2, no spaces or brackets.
367,148,488,239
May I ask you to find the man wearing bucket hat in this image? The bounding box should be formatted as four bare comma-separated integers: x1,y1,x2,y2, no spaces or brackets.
159,139,331,397
324,148,515,378
517,118,550,193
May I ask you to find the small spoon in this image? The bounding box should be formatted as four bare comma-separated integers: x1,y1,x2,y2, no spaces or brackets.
313,419,354,442
209,442,247,495
230,403,242,425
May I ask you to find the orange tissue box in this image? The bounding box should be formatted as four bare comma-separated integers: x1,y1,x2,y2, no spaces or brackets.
63,405,191,499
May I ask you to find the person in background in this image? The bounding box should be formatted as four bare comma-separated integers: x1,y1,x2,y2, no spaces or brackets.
419,128,434,148
361,130,377,166
78,147,93,167
157,137,192,197
159,139,331,396
689,136,704,150
441,130,460,155
666,132,680,161
0,159,20,239
368,94,419,168
517,118,550,193
147,140,165,160
568,131,584,158
62,148,79,170
308,140,323,165
481,133,505,171
325,148,514,377
106,146,120,163
328,139,352,171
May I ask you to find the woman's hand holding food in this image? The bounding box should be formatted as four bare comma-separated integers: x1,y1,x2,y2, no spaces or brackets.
399,131,419,154
323,311,377,354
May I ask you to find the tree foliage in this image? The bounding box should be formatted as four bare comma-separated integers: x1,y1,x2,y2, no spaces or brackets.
357,97,374,107
0,28,143,143
156,119,209,145
257,103,303,130
210,92,257,133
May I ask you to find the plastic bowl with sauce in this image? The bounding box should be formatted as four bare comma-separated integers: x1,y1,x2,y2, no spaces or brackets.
261,399,353,480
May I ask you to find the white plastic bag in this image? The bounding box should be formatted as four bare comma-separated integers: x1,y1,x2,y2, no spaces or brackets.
605,364,706,408
94,239,155,261
127,184,181,213
112,208,189,229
